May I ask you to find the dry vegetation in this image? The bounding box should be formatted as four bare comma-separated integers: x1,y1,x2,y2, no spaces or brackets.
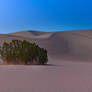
0,40,48,65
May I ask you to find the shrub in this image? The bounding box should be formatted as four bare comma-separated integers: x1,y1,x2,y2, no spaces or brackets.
0,40,48,65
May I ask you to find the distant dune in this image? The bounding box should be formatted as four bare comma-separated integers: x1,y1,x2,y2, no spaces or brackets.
0,30,91,61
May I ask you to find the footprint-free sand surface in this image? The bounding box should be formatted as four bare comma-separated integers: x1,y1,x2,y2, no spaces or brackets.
0,59,92,92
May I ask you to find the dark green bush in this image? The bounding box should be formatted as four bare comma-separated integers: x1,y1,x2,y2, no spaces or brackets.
0,40,48,65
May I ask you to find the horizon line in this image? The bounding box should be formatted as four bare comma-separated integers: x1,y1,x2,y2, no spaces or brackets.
0,29,92,34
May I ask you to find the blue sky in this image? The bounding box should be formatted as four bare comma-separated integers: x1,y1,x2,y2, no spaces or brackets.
0,0,92,33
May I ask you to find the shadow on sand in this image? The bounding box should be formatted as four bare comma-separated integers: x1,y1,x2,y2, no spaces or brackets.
26,63,64,68
43,64,64,67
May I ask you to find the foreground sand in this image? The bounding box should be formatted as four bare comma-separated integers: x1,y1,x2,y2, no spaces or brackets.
0,59,92,92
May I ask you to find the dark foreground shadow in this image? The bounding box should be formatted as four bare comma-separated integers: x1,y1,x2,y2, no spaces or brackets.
43,64,64,67
26,63,64,68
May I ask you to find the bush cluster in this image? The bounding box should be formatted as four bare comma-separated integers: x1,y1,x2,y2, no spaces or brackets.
0,40,48,65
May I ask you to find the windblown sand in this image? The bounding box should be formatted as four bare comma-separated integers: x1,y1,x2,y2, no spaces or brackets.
0,30,92,92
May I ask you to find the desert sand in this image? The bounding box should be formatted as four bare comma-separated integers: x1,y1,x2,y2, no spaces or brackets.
0,30,92,92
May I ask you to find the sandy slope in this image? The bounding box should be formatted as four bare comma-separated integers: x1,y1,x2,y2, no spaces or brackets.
2,30,92,60
0,30,92,92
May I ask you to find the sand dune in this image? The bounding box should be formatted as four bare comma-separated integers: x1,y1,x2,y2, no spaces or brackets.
10,31,53,39
0,30,92,92
1,30,92,61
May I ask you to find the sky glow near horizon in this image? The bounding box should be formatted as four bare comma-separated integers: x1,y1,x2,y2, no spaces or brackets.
0,0,92,33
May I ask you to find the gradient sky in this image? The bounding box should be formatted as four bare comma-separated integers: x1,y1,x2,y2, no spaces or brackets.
0,0,92,33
